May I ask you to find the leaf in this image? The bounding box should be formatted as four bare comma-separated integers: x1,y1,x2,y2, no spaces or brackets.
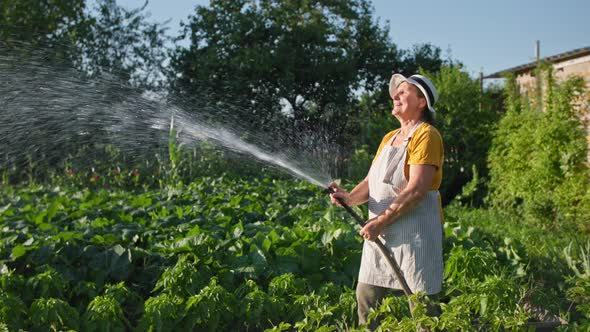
264,322,292,332
11,245,28,259
250,244,267,268
480,295,488,316
46,201,61,223
233,221,244,238
321,230,338,246
187,224,201,236
53,231,83,242
323,210,333,222
112,244,126,256
0,204,12,216
33,211,46,224
38,223,54,232
91,217,113,228
131,195,152,208
262,238,272,253
268,230,280,243
107,245,132,280
234,266,256,274
172,234,211,249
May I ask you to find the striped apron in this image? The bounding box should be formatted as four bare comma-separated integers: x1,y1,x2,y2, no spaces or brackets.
358,123,444,295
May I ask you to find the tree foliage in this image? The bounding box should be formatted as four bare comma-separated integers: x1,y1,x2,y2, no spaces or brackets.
487,66,590,231
0,0,91,69
170,0,442,149
0,0,89,49
429,65,499,204
77,0,170,90
0,0,169,90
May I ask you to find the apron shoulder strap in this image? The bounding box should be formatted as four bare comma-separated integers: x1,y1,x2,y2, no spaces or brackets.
381,121,423,183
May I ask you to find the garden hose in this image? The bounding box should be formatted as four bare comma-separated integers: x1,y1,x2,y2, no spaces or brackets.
327,187,416,312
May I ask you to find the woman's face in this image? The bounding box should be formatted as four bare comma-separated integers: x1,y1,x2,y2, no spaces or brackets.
392,82,426,119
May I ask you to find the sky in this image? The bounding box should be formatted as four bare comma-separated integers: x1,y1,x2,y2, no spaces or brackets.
115,0,590,78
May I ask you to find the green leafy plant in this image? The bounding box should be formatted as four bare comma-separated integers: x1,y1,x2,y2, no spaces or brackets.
29,297,80,332
445,246,500,286
152,255,210,297
0,172,582,330
0,290,27,330
488,68,590,231
27,267,69,301
83,294,129,332
136,294,184,332
181,278,235,331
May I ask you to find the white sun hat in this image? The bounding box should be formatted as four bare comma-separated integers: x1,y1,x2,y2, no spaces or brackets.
389,73,439,113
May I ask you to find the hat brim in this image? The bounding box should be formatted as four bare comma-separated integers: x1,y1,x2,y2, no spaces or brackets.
389,74,407,100
389,73,436,113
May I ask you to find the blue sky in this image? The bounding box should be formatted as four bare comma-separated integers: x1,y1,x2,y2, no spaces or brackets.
115,0,590,77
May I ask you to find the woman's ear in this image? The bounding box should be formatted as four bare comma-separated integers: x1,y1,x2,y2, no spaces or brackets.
418,97,427,111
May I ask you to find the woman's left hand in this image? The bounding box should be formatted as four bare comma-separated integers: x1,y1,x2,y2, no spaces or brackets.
360,218,386,241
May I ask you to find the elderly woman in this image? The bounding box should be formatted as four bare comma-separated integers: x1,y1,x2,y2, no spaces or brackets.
330,74,444,327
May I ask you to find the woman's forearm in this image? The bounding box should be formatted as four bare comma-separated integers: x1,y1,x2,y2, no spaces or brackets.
375,187,426,225
375,164,436,226
348,177,369,206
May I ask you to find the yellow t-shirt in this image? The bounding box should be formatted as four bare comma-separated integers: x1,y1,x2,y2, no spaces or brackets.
372,122,444,190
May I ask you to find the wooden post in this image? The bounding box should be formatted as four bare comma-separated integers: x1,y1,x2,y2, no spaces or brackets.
536,40,542,110
479,70,484,112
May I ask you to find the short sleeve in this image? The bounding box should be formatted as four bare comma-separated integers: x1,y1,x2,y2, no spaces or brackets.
407,127,443,169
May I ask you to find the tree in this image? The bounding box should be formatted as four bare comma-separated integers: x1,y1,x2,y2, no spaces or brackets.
0,0,171,181
429,65,499,204
0,0,88,43
1,0,169,90
169,0,442,150
0,0,90,61
401,44,443,76
77,0,170,90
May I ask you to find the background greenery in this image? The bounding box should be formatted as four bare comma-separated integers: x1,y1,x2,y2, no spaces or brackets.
1,0,589,330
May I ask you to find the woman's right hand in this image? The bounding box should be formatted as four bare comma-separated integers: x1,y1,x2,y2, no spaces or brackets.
329,182,351,207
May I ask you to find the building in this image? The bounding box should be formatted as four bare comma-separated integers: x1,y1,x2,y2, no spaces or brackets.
485,45,590,160
485,46,590,94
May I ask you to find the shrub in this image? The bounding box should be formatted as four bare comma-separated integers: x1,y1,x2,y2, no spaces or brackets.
487,67,590,231
429,65,499,205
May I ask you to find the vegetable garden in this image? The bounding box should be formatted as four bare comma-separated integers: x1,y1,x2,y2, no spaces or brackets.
1,171,588,330
1,0,590,330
